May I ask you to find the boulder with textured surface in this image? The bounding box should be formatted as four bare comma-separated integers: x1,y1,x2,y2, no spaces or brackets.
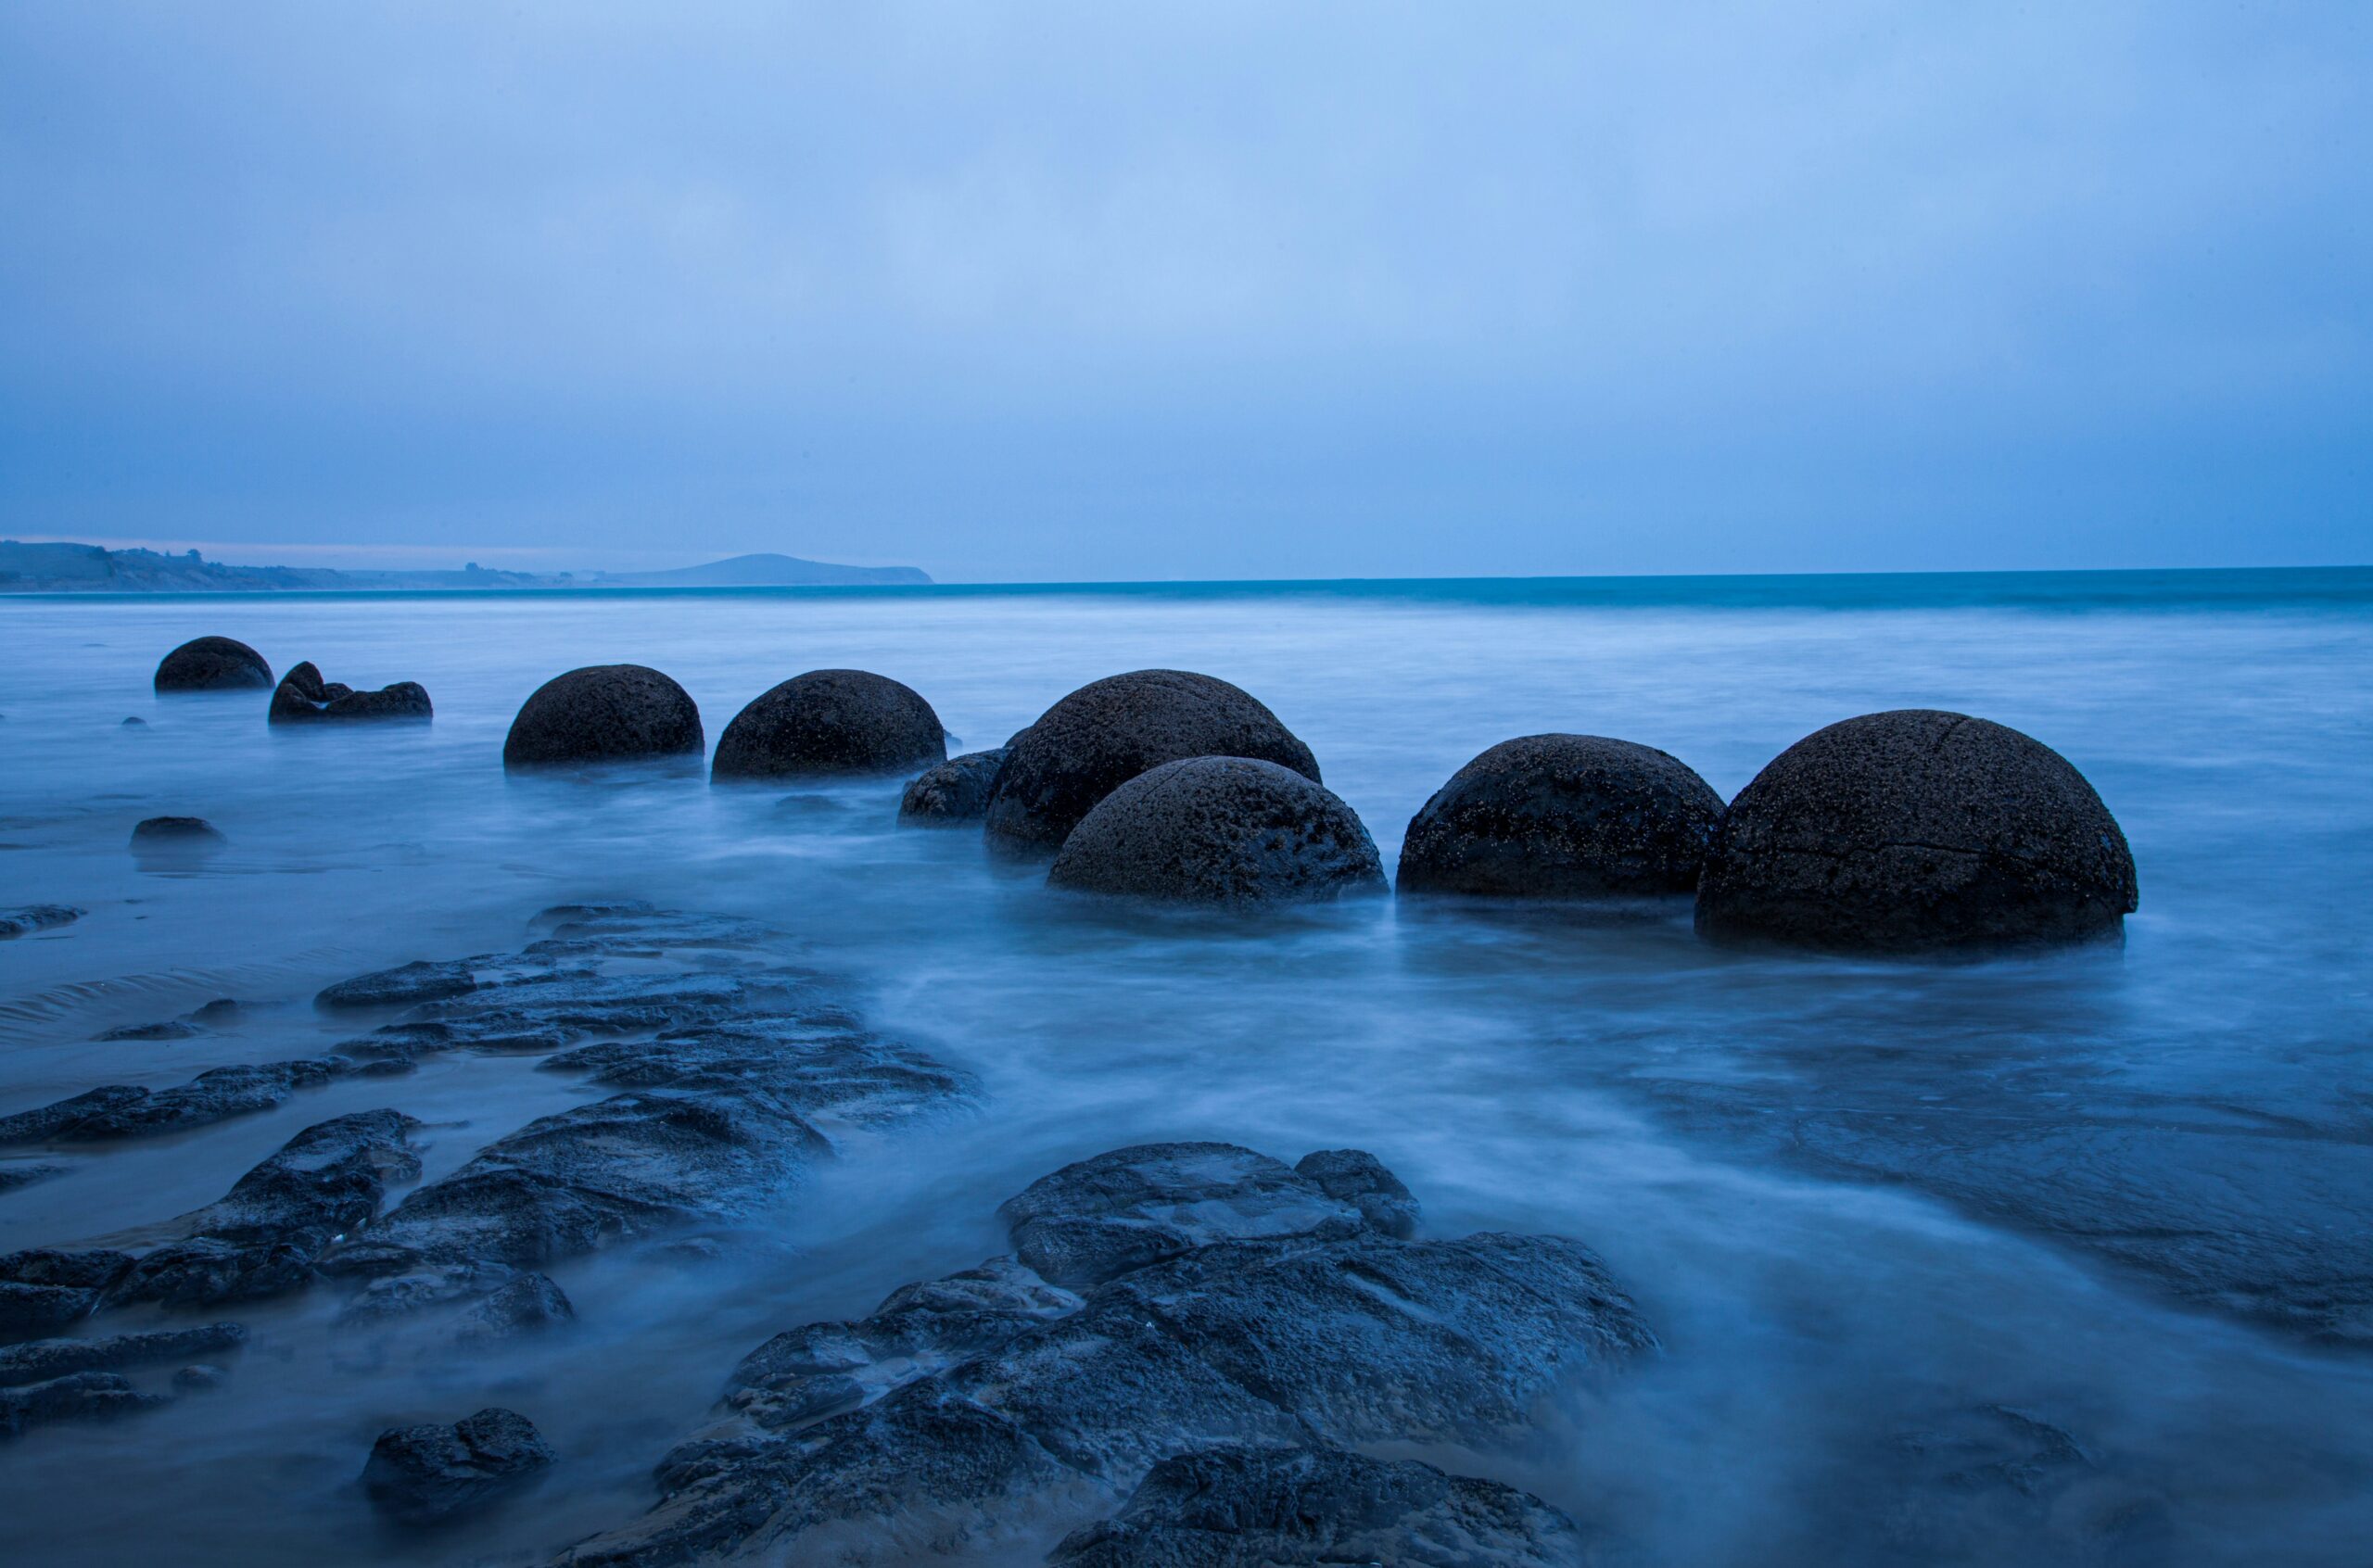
154,636,272,691
502,664,703,768
1399,734,1724,899
1047,1445,1596,1568
712,669,945,780
986,671,1320,853
899,748,1009,825
362,1407,555,1525
1048,756,1385,904
1694,709,2138,954
269,661,432,724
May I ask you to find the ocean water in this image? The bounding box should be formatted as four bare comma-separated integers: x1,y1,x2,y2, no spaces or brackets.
1,570,2369,1565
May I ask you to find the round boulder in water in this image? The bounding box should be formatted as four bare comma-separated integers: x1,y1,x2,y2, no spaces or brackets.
1695,709,2138,954
898,747,1009,826
1398,734,1724,899
712,669,945,781
154,637,273,692
502,664,703,768
986,670,1320,854
1048,755,1385,904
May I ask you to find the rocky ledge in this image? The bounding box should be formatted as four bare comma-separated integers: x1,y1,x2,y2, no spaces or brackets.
555,1141,1651,1565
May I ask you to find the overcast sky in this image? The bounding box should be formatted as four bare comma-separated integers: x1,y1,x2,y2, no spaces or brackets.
2,3,2366,580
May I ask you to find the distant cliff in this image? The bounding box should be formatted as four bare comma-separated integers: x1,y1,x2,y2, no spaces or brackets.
0,542,931,592
589,553,933,588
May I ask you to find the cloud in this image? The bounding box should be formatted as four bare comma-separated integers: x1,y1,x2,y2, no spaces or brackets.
1,1,2366,577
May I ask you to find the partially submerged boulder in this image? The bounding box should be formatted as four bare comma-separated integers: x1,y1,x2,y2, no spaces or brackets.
712,669,945,780
1399,734,1724,899
0,905,80,941
985,671,1320,854
1047,756,1385,904
554,1142,1649,1564
269,662,432,724
502,664,702,768
1695,710,2138,954
898,748,1009,826
1048,1446,1595,1567
362,1407,554,1525
154,636,272,692
131,816,222,845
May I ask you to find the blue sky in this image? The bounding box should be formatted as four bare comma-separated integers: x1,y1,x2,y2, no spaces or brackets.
2,3,2366,580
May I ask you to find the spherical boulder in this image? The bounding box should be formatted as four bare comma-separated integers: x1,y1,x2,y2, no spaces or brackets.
1398,734,1724,899
1047,756,1385,904
711,669,945,781
154,637,272,692
898,748,1009,826
502,664,702,768
986,670,1320,854
1695,709,2138,955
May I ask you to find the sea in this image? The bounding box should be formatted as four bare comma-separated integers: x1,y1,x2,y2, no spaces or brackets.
1,568,2369,1565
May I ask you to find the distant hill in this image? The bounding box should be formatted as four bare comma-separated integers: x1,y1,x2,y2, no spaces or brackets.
590,553,932,588
0,541,931,593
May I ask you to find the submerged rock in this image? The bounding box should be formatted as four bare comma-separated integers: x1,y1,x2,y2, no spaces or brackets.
1048,1445,1596,1567
0,1323,246,1386
0,1372,166,1441
106,1110,423,1308
269,661,433,724
0,905,81,941
503,664,703,768
1398,734,1725,900
154,636,272,692
0,1060,343,1146
556,1143,1649,1564
985,671,1322,854
712,669,946,780
362,1406,555,1525
131,816,223,845
0,1250,132,1344
1694,710,2138,954
898,748,1009,826
1047,756,1386,904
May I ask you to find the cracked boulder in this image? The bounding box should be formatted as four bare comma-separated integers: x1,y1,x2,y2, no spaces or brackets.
269,661,433,724
1694,709,2138,954
555,1142,1648,1565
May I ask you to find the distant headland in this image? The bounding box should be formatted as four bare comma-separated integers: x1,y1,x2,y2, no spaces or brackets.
0,541,933,593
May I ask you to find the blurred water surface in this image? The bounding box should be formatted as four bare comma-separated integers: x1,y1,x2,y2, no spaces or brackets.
1,572,2368,1565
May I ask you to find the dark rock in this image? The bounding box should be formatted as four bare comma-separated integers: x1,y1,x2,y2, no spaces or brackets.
1047,756,1386,904
362,1407,555,1525
711,669,945,780
997,1142,1377,1287
95,1019,202,1042
173,1363,228,1392
188,999,241,1024
985,671,1322,854
0,905,81,941
0,1323,246,1386
154,636,272,692
1694,710,2138,954
131,816,223,844
317,958,482,1010
107,1110,423,1308
0,1250,132,1344
1292,1147,1420,1239
0,1372,166,1440
1398,734,1724,899
271,661,433,725
121,715,146,727
0,1060,343,1145
898,748,1009,826
1048,1445,1595,1567
502,664,703,768
555,1144,1649,1565
0,1164,66,1195
455,1271,576,1343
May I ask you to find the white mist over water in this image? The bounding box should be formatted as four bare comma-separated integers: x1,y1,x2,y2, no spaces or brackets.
1,579,2368,1565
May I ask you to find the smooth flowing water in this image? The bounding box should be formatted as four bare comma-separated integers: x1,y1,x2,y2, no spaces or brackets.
1,572,2368,1565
